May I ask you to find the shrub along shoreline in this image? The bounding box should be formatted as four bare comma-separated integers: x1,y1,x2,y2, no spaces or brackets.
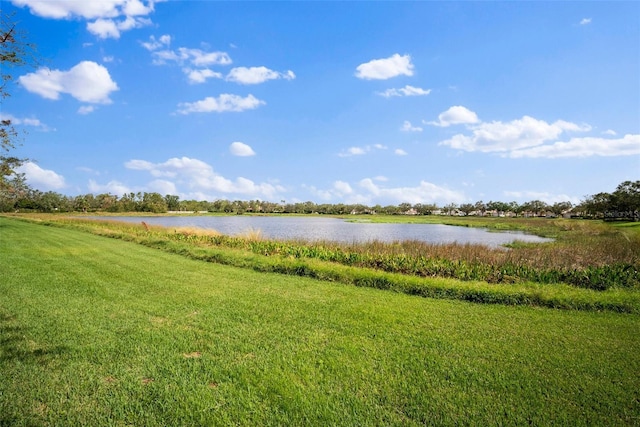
5,214,639,313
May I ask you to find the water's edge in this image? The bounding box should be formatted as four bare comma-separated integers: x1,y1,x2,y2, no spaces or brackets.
90,216,553,248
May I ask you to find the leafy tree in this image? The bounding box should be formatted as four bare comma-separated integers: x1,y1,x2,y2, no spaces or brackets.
550,201,572,216
610,180,640,215
381,205,399,215
444,203,458,215
232,200,248,214
0,169,27,211
459,203,475,216
164,194,180,211
141,192,168,213
260,200,280,213
508,201,523,217
96,193,118,211
331,203,348,215
414,203,437,215
522,200,548,216
73,194,95,212
579,192,610,218
301,201,316,214
1,12,37,192
486,200,511,215
118,193,140,212
398,202,412,214
315,203,332,214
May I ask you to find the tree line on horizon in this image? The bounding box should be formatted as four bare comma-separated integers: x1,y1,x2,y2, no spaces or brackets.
0,179,637,220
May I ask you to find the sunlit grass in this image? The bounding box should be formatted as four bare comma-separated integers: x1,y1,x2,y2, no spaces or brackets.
1,217,638,425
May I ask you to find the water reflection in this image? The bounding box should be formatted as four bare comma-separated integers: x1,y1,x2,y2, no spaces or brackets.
93,216,553,248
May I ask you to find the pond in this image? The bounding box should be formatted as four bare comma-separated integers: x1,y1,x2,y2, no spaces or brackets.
94,216,553,248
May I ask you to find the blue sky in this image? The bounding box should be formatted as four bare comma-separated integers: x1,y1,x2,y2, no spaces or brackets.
4,0,639,206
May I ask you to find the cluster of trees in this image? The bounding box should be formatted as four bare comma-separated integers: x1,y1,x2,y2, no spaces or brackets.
1,180,637,220
579,180,640,220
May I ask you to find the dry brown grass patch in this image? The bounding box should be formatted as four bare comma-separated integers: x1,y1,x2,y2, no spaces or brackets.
183,352,202,359
173,226,222,237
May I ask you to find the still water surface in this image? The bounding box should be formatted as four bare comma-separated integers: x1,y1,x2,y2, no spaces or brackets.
97,216,552,247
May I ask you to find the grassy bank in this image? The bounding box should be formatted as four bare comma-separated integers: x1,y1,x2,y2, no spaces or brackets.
1,217,639,425
6,214,639,312
68,214,640,291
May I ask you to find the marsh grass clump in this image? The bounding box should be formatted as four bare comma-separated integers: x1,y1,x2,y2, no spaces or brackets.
173,226,221,237
236,227,264,241
166,227,221,246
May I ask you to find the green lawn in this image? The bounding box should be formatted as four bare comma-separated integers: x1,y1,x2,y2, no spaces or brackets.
1,217,639,425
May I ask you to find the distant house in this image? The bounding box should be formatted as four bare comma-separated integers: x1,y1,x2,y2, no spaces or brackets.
351,208,376,215
404,208,419,215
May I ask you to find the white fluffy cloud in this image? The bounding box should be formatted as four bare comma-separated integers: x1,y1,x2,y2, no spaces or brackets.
0,113,53,131
141,34,171,51
440,116,590,153
377,85,431,98
12,0,159,39
339,147,367,157
580,18,592,25
357,179,465,204
314,178,465,205
229,142,256,157
401,121,422,132
508,134,640,158
87,15,151,39
19,61,119,104
147,179,177,195
355,54,414,80
183,68,223,84
333,180,354,195
12,0,158,19
77,105,96,115
88,179,132,195
142,36,231,66
226,67,295,85
16,162,66,190
433,107,636,158
142,36,295,86
394,149,408,156
150,47,232,67
142,35,233,83
12,0,132,19
338,144,387,157
125,156,284,198
176,94,265,114
427,106,480,127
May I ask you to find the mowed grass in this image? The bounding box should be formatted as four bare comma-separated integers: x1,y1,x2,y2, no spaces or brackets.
1,218,639,426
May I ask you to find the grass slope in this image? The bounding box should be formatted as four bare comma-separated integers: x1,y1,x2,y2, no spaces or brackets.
14,214,640,312
1,217,639,425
